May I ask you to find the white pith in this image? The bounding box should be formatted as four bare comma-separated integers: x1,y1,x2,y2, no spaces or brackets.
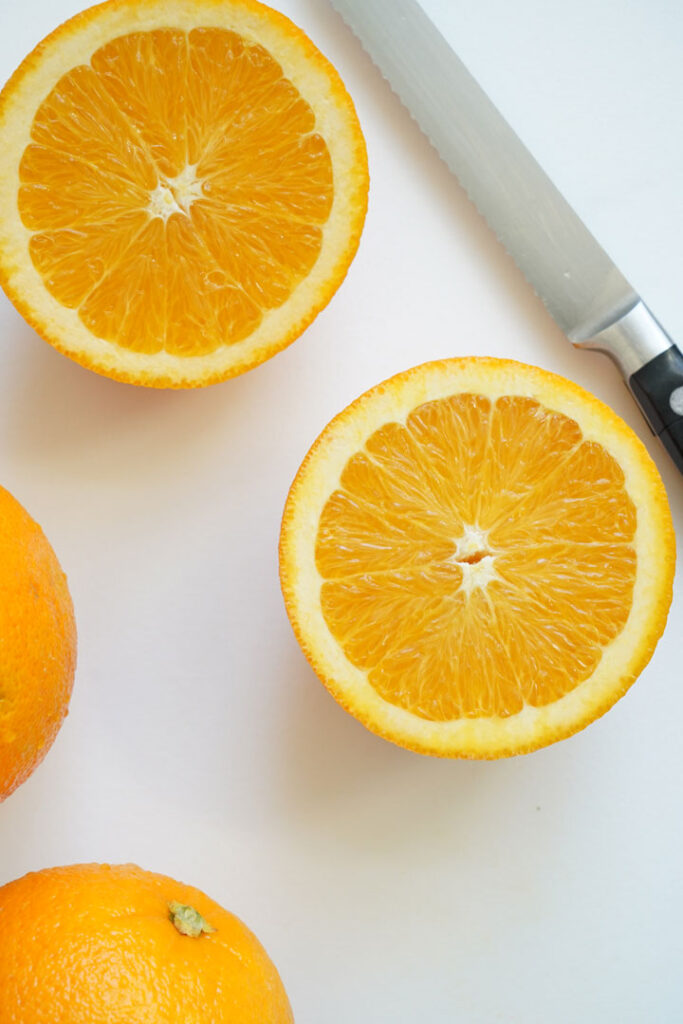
449,525,498,596
147,165,204,221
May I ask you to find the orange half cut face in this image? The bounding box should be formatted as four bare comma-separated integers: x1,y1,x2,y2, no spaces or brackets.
280,358,675,758
0,1,369,386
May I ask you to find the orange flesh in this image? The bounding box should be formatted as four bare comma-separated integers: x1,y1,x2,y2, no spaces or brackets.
18,28,333,356
315,395,638,720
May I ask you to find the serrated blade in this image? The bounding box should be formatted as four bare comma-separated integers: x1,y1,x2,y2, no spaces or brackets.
331,0,638,342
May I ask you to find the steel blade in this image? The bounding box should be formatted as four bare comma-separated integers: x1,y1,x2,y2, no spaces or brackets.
331,0,638,341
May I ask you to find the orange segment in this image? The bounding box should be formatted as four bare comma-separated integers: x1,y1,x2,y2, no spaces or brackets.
0,1,368,386
399,394,495,524
191,204,326,312
90,30,190,178
78,216,170,353
164,214,262,354
489,439,637,547
280,358,675,758
28,212,149,308
24,64,157,194
474,395,583,524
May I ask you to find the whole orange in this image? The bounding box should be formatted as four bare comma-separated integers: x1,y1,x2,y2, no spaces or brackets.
0,863,294,1022
0,485,76,799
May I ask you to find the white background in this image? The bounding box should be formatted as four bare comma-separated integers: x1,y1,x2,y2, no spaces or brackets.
0,1,681,1021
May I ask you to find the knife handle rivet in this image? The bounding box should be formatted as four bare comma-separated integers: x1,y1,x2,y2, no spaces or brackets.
670,386,683,416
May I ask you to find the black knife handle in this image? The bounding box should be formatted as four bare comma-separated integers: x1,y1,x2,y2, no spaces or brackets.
579,302,683,475
629,346,683,472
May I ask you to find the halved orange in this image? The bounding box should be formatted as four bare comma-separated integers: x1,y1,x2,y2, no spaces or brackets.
279,358,675,758
0,0,368,387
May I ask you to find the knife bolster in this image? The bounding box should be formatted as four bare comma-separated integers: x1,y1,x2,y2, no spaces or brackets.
577,301,673,379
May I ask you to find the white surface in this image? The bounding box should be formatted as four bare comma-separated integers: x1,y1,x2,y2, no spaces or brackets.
0,1,681,1021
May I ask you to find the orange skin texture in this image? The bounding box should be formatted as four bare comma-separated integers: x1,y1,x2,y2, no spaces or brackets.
0,486,76,799
0,863,295,1023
